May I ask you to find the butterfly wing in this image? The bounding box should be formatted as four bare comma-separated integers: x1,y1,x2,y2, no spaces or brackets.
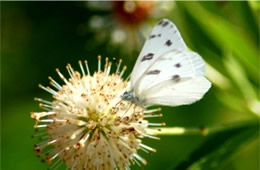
135,50,211,107
142,77,211,106
130,19,188,87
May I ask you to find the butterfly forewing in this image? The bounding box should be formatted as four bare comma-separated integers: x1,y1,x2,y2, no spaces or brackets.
134,51,204,96
130,19,188,87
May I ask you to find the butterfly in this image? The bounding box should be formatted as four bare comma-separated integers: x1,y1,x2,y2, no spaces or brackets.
121,19,211,107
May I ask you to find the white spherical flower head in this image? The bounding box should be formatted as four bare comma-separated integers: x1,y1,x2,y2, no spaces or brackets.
31,56,164,170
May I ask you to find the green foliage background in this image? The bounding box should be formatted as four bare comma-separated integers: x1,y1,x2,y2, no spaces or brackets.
1,1,259,170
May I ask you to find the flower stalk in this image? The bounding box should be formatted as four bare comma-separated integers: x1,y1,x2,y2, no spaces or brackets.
149,119,259,136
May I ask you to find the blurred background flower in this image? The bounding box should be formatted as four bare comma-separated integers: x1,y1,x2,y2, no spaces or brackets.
83,1,174,56
1,1,259,170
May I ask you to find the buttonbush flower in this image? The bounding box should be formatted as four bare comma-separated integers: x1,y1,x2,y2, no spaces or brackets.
31,56,164,169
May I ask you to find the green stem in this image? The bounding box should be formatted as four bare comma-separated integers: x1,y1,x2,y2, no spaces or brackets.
148,119,259,136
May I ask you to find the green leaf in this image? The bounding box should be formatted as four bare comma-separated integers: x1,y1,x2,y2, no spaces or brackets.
180,2,259,80
172,120,259,170
223,54,260,116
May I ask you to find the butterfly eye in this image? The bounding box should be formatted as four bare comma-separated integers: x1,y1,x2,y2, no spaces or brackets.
121,91,133,101
121,91,129,99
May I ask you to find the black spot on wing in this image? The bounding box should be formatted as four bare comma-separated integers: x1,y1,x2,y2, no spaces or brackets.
162,21,169,27
172,75,181,82
149,34,156,39
165,40,172,47
146,70,160,75
158,20,169,27
141,53,154,62
149,34,162,39
158,20,164,25
175,63,181,68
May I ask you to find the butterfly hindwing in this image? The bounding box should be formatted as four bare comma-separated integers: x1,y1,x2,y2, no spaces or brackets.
134,50,211,106
143,77,211,106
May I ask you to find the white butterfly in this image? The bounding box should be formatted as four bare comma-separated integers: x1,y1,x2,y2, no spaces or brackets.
121,19,211,107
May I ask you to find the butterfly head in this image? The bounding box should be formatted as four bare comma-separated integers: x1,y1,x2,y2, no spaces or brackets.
121,90,146,106
121,90,134,101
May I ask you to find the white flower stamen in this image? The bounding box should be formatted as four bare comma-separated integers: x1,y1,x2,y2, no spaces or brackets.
31,56,164,169
84,60,90,75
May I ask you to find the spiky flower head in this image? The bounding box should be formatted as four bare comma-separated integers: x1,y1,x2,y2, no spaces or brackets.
31,56,164,169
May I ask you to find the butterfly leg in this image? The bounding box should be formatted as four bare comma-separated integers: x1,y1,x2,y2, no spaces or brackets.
133,104,137,115
122,102,133,117
115,99,123,107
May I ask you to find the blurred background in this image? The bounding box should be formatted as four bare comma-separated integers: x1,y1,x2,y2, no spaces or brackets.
1,1,259,170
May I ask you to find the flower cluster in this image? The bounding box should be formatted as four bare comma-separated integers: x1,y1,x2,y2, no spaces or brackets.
31,56,164,169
